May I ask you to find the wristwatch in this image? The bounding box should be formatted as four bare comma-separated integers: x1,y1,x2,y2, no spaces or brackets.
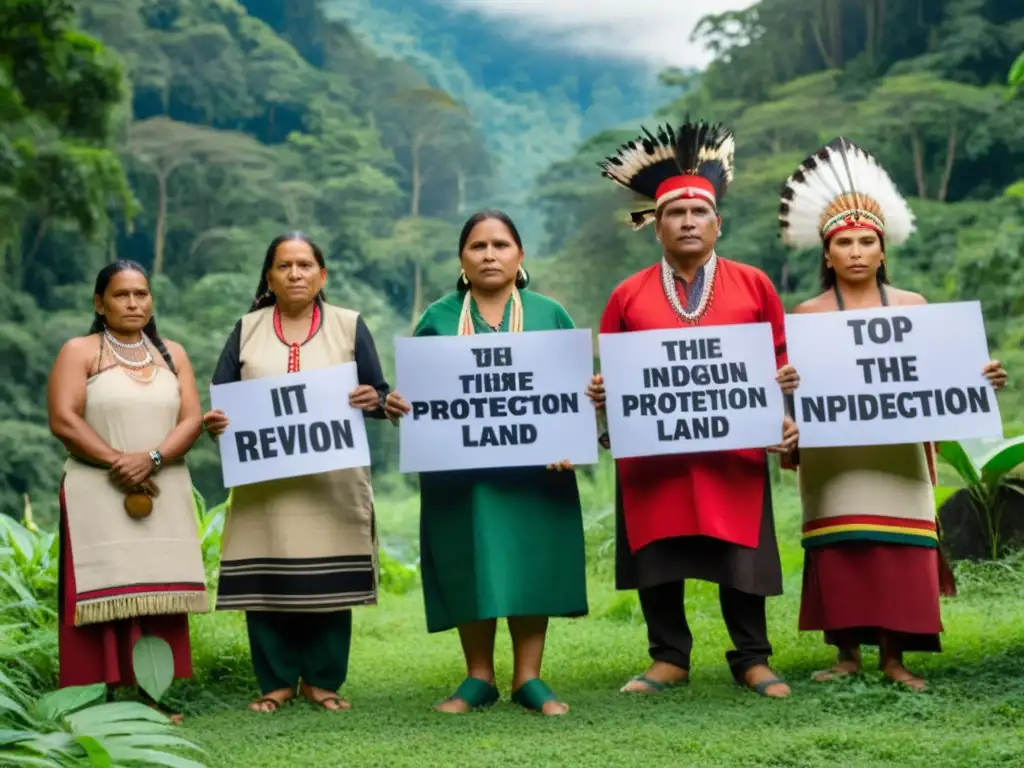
149,449,163,471
378,392,388,411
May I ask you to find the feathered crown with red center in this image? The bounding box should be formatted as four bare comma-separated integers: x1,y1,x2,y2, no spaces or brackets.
779,136,916,248
597,119,735,230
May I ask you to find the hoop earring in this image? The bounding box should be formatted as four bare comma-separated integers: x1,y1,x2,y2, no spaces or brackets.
459,269,469,287
517,265,527,283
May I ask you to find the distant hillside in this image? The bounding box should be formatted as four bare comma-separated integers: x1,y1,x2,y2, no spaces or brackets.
326,0,674,251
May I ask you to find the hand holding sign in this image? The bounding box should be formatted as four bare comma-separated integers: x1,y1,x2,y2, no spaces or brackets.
775,365,800,395
203,408,229,438
983,360,1008,390
349,384,380,411
766,416,799,455
586,374,606,410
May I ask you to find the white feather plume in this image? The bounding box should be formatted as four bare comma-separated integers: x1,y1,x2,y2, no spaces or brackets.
779,138,916,249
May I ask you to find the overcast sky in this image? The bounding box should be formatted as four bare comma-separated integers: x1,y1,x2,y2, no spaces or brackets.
438,0,758,70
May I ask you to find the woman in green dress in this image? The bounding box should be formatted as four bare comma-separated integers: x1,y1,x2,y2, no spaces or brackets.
385,210,589,717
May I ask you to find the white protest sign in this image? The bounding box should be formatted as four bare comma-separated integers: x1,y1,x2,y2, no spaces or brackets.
210,363,370,488
785,301,1003,448
598,323,785,458
395,329,599,473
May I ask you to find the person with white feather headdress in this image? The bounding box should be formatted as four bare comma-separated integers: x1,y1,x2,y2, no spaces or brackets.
778,137,1007,691
586,120,798,700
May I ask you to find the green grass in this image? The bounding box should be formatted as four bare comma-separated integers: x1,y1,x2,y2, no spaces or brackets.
169,475,1024,767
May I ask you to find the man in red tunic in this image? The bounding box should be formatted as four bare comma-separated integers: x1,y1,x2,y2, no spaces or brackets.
587,121,798,698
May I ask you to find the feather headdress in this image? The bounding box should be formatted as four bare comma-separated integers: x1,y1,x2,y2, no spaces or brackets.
779,137,915,248
598,120,735,230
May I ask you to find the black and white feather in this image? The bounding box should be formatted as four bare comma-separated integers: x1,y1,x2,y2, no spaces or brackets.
598,120,736,228
779,137,915,249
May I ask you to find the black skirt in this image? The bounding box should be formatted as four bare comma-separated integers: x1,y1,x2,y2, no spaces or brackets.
614,466,784,597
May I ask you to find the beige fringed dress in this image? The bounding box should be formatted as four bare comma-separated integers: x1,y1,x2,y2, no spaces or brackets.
59,340,208,688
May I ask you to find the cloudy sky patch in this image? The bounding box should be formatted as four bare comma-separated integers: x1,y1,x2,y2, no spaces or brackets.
437,0,757,69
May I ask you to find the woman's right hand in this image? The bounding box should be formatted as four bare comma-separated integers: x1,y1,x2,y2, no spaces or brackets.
384,391,411,422
203,409,229,438
586,374,606,410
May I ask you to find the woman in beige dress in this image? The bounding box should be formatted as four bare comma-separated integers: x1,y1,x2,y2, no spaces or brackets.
778,138,1007,691
47,260,207,723
203,232,392,714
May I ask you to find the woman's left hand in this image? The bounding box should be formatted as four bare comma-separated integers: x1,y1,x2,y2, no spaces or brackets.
767,417,798,455
983,360,1007,390
776,364,799,395
110,452,154,488
546,459,574,471
349,385,381,411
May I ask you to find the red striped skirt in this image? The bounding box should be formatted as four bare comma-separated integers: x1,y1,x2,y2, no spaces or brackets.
58,483,193,688
799,541,943,653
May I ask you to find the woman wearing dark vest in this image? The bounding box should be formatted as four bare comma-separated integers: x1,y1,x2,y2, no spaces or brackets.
203,232,392,713
778,138,1007,691
47,260,207,723
384,210,588,717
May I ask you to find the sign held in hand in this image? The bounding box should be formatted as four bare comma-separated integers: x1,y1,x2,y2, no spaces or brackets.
210,363,371,488
599,323,785,458
785,301,1003,448
395,329,599,473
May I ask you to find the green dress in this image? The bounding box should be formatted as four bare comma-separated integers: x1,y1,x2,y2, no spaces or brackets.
414,289,589,633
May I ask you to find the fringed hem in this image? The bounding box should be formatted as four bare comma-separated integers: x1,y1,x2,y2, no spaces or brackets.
74,590,209,627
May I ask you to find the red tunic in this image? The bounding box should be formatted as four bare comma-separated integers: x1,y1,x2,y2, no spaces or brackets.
601,259,788,553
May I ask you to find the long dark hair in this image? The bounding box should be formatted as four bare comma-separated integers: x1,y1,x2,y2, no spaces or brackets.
250,232,328,311
89,260,177,374
455,209,530,292
820,234,889,290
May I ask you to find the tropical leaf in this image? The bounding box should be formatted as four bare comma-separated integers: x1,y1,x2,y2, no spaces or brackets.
132,636,175,704
34,684,106,721
977,435,1024,483
75,734,113,767
937,441,981,486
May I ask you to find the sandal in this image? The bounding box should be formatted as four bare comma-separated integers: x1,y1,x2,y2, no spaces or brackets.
736,669,790,698
812,666,857,683
511,678,568,715
434,677,500,713
621,673,689,693
300,683,351,711
248,689,294,714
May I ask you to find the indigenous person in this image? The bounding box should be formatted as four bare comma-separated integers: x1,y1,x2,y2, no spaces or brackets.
47,260,207,723
588,121,799,698
384,210,587,717
202,232,391,713
778,138,1008,691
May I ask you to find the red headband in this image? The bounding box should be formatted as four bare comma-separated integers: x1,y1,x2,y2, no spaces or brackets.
654,175,717,210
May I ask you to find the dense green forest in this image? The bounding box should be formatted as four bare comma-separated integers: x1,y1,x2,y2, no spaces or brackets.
2,0,1022,531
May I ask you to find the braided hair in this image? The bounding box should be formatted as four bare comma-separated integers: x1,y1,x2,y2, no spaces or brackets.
89,260,177,374
455,210,530,292
251,232,328,311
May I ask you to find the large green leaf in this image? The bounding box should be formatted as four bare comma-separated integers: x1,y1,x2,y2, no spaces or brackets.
132,636,175,704
75,734,112,767
936,441,981,486
64,701,170,732
978,435,1024,483
34,684,106,721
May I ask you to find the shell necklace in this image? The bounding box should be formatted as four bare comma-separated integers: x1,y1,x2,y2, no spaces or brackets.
104,329,157,384
661,251,717,324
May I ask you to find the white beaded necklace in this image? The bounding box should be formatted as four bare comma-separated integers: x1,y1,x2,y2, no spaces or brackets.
104,329,157,384
660,251,717,325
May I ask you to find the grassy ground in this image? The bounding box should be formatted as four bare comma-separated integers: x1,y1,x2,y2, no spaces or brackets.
170,476,1024,767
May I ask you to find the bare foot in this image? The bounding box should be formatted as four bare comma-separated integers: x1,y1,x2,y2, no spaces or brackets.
620,661,689,693
300,683,352,711
743,664,791,698
812,659,861,682
248,688,294,713
881,660,927,692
